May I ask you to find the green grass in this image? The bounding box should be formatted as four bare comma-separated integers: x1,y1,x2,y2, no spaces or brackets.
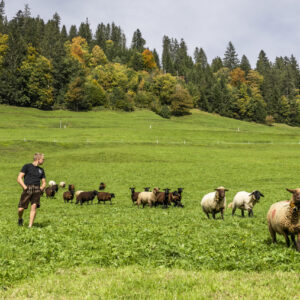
0,105,299,298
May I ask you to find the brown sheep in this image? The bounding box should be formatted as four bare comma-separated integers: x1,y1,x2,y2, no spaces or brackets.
97,192,115,204
75,190,98,205
129,187,140,204
99,182,106,190
63,185,75,203
45,186,56,198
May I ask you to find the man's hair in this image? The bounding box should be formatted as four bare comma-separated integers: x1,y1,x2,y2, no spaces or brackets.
34,153,44,161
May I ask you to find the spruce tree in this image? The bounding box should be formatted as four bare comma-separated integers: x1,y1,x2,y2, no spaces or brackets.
240,55,251,74
131,29,145,52
223,41,239,70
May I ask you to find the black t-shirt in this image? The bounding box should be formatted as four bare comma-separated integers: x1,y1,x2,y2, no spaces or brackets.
20,163,46,186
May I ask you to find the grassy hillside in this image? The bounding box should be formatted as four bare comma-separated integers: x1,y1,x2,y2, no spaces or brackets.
0,105,299,299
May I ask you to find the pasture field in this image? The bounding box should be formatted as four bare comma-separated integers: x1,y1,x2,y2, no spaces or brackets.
0,105,299,299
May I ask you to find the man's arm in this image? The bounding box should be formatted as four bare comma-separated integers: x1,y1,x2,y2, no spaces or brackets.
17,172,27,190
40,178,46,191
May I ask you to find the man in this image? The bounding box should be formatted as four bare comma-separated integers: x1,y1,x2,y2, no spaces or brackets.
17,153,46,227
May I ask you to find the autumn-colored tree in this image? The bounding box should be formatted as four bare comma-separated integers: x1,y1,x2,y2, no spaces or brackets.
230,67,246,87
18,45,54,109
84,76,107,106
0,33,8,66
65,76,91,111
65,36,90,66
170,84,193,116
152,73,177,105
246,70,263,89
91,63,129,92
89,45,108,67
142,49,157,71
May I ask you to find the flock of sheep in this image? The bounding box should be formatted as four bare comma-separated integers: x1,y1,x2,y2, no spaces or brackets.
44,181,300,252
200,186,300,252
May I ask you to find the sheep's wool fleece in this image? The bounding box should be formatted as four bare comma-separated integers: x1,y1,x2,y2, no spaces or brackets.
232,191,255,210
201,192,226,213
267,201,300,234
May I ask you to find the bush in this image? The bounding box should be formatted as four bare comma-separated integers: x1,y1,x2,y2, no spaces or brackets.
265,115,275,126
159,105,171,119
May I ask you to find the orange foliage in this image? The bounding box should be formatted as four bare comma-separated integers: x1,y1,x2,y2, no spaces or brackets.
69,36,89,65
142,49,157,70
230,67,246,86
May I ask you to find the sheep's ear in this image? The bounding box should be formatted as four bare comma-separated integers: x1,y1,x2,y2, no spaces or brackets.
224,189,229,192
249,192,254,196
286,188,295,193
260,193,264,197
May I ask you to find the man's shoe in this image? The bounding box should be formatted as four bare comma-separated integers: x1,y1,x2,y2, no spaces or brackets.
18,218,23,226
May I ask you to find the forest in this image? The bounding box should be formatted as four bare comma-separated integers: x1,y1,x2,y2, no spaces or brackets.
1,1,300,125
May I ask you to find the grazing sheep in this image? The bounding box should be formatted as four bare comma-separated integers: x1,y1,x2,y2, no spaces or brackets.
75,190,98,205
49,180,56,186
155,188,171,208
75,190,84,198
59,182,66,188
45,186,56,198
63,190,75,203
99,182,106,190
136,188,159,208
171,190,184,208
63,184,75,203
97,192,115,204
228,190,264,217
267,188,300,251
129,187,139,204
201,187,229,219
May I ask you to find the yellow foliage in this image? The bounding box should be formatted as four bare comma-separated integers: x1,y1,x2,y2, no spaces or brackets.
67,36,90,66
142,49,157,70
0,33,8,66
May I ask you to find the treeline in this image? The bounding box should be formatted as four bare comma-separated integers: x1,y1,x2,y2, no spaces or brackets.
0,2,300,125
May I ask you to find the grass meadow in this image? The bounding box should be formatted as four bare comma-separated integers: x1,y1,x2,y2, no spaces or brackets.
0,105,299,299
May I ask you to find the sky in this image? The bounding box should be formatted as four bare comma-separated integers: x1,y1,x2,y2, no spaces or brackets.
4,0,300,67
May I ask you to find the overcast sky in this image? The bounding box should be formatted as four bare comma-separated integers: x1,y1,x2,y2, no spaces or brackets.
5,0,300,67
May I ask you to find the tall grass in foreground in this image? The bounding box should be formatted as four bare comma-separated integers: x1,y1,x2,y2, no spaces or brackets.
0,105,299,298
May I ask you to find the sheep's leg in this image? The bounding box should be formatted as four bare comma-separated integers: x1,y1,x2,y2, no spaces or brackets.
268,224,276,243
241,209,245,217
205,212,210,219
232,206,236,216
220,208,224,220
248,209,253,217
110,199,112,205
297,234,300,252
283,230,290,247
291,234,297,249
212,210,216,219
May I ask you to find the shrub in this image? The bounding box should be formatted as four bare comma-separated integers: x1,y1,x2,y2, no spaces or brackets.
265,115,275,126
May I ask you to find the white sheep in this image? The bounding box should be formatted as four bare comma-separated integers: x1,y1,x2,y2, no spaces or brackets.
267,188,300,251
49,180,56,186
228,190,264,217
136,187,159,208
201,187,228,219
59,181,66,188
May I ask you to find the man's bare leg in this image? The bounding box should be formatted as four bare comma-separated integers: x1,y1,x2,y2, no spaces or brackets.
29,204,37,228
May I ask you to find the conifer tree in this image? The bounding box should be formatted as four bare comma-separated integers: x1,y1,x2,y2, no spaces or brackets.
69,25,77,40
131,29,145,52
240,55,251,74
211,57,223,72
223,41,239,70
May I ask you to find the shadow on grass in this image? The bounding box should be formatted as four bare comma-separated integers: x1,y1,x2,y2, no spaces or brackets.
33,221,51,228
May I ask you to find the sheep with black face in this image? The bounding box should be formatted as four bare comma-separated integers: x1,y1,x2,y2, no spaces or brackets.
228,190,264,217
